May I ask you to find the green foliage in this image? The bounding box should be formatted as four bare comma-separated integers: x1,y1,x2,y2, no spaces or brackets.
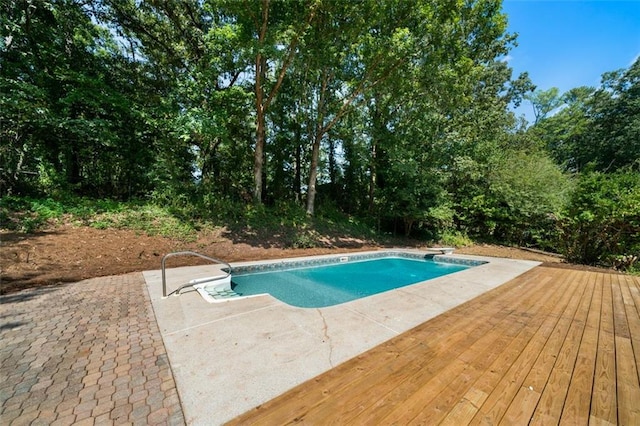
524,88,561,124
487,149,571,248
0,195,197,240
0,195,122,232
91,205,198,241
290,229,323,249
529,58,640,173
528,86,595,171
451,146,572,250
214,200,377,249
0,197,51,233
560,170,640,270
526,60,640,267
439,230,474,248
584,59,640,172
314,203,377,240
1,1,159,198
7,0,639,269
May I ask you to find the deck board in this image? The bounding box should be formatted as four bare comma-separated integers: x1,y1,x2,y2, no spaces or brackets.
559,272,602,425
591,273,618,425
529,269,594,425
501,270,586,425
612,274,640,425
478,269,582,425
372,273,560,425
619,274,640,385
227,266,640,425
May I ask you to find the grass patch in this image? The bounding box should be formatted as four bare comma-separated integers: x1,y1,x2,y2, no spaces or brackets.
0,196,198,241
90,205,198,241
1,197,73,232
438,230,474,248
1,196,384,247
221,201,379,248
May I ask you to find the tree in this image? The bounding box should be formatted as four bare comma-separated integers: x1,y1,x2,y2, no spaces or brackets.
302,0,531,217
525,88,561,125
1,0,156,197
100,0,255,201
488,149,571,247
227,0,321,204
585,58,640,171
561,169,640,269
300,0,416,215
4,0,584,259
528,86,595,171
528,58,640,173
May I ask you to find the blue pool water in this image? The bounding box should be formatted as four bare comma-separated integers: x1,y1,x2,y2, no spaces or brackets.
230,257,469,308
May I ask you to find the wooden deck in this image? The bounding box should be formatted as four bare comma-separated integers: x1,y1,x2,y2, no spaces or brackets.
228,266,640,425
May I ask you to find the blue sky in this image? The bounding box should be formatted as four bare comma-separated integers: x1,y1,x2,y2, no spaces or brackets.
502,0,640,122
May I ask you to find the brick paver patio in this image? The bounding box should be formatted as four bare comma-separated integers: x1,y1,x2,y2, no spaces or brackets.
1,273,185,425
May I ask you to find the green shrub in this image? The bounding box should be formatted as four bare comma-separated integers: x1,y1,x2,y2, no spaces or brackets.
560,170,640,270
0,195,198,240
487,150,571,250
439,230,473,248
89,204,198,240
0,196,66,231
290,229,322,249
451,149,572,250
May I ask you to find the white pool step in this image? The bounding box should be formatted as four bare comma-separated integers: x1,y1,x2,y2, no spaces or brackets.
191,275,244,302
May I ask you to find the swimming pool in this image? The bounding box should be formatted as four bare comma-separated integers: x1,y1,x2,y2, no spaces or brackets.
199,252,483,308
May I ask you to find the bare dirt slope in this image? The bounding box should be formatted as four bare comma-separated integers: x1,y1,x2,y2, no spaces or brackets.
1,224,563,295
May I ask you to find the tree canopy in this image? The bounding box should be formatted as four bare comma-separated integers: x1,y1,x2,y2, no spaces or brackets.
2,0,638,271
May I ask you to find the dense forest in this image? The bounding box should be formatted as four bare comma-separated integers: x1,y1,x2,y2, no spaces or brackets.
1,0,639,271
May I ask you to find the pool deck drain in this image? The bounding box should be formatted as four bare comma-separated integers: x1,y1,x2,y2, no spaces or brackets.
144,251,540,425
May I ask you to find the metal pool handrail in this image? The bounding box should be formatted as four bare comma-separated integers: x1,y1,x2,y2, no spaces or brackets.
161,251,231,298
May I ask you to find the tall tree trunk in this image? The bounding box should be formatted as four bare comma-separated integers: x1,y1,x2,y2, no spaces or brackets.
67,144,81,186
328,138,336,198
294,125,302,203
250,0,318,204
368,141,377,212
404,218,414,237
369,98,383,213
304,57,401,216
306,132,322,215
253,100,265,203
253,4,268,204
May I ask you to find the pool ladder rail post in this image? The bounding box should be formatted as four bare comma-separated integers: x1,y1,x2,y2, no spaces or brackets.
161,251,232,298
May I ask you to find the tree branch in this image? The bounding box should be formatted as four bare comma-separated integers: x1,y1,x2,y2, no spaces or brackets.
263,0,320,111
321,55,407,136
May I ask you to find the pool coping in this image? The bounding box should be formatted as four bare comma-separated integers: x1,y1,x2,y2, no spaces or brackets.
143,249,540,425
230,249,484,275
